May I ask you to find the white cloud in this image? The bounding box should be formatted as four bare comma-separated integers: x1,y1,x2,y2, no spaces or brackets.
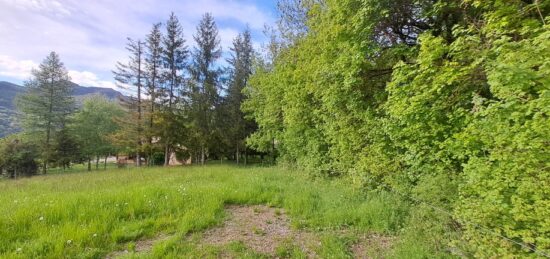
6,0,72,17
68,70,116,89
219,28,240,52
0,0,274,89
0,55,37,80
0,55,115,88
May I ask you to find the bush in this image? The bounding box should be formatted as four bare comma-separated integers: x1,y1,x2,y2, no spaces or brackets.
0,138,39,178
453,28,550,257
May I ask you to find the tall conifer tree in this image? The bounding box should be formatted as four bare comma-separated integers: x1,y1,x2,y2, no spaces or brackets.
160,12,188,166
144,23,164,165
113,38,145,166
226,29,255,164
16,51,75,174
189,13,222,165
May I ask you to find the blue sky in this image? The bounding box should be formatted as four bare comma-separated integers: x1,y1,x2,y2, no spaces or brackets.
0,0,277,89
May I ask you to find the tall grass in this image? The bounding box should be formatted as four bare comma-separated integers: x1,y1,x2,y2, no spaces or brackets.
0,165,413,258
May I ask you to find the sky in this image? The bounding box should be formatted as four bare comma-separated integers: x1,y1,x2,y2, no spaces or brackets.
0,0,277,89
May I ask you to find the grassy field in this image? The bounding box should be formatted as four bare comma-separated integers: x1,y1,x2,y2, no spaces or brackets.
0,165,429,258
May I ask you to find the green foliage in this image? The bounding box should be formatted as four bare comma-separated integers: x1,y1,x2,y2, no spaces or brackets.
244,0,549,257
453,26,550,257
70,95,123,169
0,136,39,178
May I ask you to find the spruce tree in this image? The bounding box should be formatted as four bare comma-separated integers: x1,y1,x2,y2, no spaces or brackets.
160,12,188,166
144,23,164,165
16,51,75,174
113,38,145,166
189,13,222,165
226,29,255,164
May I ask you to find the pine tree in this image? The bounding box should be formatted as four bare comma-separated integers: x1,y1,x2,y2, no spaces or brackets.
189,13,222,165
16,51,75,174
160,12,189,166
226,29,255,164
113,38,145,166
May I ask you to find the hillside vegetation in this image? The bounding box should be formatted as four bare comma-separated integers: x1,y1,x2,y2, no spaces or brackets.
0,81,123,137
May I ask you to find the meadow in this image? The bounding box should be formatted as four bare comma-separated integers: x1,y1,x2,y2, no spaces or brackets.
0,164,433,258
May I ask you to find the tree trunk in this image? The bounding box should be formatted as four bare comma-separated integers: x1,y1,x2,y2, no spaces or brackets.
136,152,141,167
201,146,205,166
164,144,170,166
137,40,143,168
272,138,276,165
244,147,248,166
236,145,240,165
42,161,47,174
87,158,91,171
96,156,99,170
104,156,108,170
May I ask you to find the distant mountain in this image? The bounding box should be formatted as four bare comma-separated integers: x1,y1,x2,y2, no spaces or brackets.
0,81,124,138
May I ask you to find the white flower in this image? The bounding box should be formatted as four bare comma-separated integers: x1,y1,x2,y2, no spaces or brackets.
93,233,97,237
16,248,22,253
66,240,72,245
39,216,44,221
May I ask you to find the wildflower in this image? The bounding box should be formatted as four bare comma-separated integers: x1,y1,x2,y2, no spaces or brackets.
66,240,72,245
93,233,97,237
16,248,22,253
39,216,44,221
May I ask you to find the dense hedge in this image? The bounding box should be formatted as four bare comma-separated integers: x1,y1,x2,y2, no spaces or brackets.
244,0,549,256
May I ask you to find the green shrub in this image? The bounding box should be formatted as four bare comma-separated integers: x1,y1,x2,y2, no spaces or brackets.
454,27,550,257
0,137,39,178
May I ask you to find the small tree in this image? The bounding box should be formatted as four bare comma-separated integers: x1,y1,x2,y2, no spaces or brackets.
52,127,80,170
70,95,124,171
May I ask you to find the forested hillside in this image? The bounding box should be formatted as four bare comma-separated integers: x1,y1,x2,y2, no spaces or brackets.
0,81,123,137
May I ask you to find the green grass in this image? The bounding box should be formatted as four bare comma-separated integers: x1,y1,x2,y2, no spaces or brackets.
0,165,414,258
